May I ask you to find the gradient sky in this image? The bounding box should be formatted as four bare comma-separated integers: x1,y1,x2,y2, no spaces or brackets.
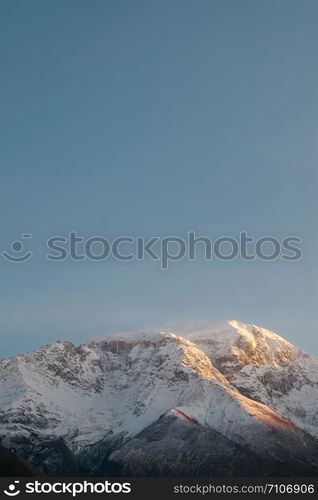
0,0,317,358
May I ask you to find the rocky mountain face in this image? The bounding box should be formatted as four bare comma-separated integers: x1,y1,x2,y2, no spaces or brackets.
0,321,317,477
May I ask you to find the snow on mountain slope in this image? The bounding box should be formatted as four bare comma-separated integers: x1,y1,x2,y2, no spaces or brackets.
172,320,318,438
0,323,317,476
0,332,228,448
102,406,318,477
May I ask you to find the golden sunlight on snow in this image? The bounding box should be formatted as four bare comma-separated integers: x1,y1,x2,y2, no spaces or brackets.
232,390,297,431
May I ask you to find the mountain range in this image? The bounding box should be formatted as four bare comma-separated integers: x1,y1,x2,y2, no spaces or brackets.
0,320,317,476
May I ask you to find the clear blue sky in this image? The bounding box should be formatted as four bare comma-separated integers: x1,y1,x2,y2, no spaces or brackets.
0,0,317,358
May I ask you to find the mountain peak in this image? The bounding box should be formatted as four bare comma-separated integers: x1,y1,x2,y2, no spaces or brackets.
166,319,299,370
228,320,293,347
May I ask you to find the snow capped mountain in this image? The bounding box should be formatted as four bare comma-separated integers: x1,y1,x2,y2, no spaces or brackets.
175,320,318,439
0,321,317,476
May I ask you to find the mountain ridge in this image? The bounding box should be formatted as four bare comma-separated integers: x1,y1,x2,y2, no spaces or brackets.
0,320,317,476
